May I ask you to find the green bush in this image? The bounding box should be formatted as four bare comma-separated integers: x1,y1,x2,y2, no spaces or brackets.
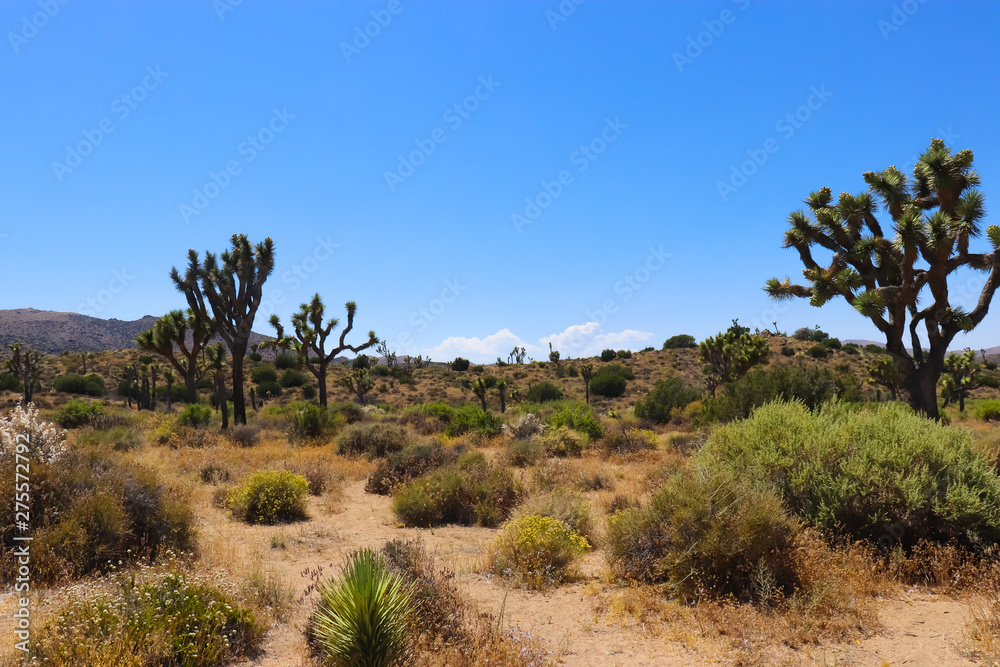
843,343,860,355
600,426,657,455
781,345,795,357
251,365,278,384
633,376,701,424
33,566,263,666
0,372,20,392
289,403,336,440
526,381,563,404
310,549,412,667
392,460,520,528
55,398,104,428
53,373,106,396
177,403,212,428
505,439,544,467
76,424,142,451
589,365,633,398
226,470,309,524
823,337,842,350
338,422,410,458
450,357,470,371
488,515,590,589
280,369,308,388
697,362,862,424
663,334,697,349
616,349,632,359
444,403,504,437
600,349,616,362
274,352,298,369
366,442,462,495
330,401,366,424
352,354,371,370
156,384,189,404
976,400,1000,422
700,401,1000,548
792,327,813,341
806,344,829,359
864,343,886,354
256,380,283,399
538,425,585,457
371,364,391,377
547,402,603,439
605,466,798,601
514,488,593,542
249,351,263,362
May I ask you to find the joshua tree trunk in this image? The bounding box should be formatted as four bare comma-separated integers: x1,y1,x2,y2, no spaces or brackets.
317,358,329,407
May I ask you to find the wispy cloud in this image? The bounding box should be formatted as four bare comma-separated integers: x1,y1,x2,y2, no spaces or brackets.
425,322,653,362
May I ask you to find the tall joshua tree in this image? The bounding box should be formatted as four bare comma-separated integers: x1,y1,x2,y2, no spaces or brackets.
204,343,229,430
6,343,44,404
171,234,274,425
579,363,594,404
270,295,377,407
765,139,1000,419
136,309,214,403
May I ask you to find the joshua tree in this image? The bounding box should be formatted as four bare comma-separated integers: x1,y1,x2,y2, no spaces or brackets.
508,346,527,364
116,363,140,409
270,295,377,407
495,377,509,413
204,343,229,430
162,368,175,412
171,234,275,425
579,363,594,404
939,349,984,412
462,376,496,411
376,339,397,368
148,362,159,410
5,343,44,404
548,342,561,370
341,368,374,405
136,309,214,403
765,139,1000,419
865,356,906,401
698,330,770,395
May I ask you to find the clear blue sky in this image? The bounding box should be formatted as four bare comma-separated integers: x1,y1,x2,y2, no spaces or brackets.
2,1,999,362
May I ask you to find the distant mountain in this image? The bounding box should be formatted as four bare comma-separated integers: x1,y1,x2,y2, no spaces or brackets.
0,308,273,354
844,338,1000,359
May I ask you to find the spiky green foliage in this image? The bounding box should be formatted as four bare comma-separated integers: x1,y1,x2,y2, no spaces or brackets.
171,234,275,425
135,309,214,403
310,549,413,667
698,330,770,395
203,342,229,430
342,368,375,405
6,343,44,404
765,140,1000,419
270,295,378,407
939,349,985,411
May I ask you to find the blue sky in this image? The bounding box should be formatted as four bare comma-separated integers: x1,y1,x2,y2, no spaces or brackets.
2,0,999,362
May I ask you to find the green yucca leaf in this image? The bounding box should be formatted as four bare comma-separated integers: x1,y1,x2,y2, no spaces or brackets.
852,290,885,318
987,225,1000,250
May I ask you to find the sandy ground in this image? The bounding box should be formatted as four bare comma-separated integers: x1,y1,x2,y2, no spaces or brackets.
0,479,988,666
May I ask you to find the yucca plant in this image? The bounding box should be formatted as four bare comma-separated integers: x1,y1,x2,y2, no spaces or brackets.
311,549,413,667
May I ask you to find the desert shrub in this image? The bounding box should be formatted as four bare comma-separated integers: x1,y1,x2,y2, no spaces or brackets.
633,376,701,424
547,402,603,439
809,329,829,342
515,488,593,542
352,354,371,370
76,424,142,451
864,343,887,354
843,342,860,355
526,381,563,403
700,400,1000,548
274,352,298,369
228,424,260,447
392,459,520,528
288,403,336,441
502,412,546,440
371,364,391,377
600,349,616,362
55,397,104,428
32,564,263,666
0,403,67,463
824,337,842,349
156,383,189,404
0,372,20,392
250,365,278,384
977,400,1000,422
301,384,317,400
200,462,231,484
310,549,413,667
697,362,862,424
330,400,366,424
605,466,799,601
177,403,212,428
472,365,485,373
505,439,544,467
792,327,813,341
450,357,470,371
280,369,308,388
249,351,263,362
52,372,106,396
806,344,829,359
226,470,309,524
600,426,657,454
488,515,590,589
663,334,697,349
256,380,282,399
589,364,633,398
538,425,584,457
338,422,410,458
366,442,461,495
444,403,504,438
781,345,795,356
616,349,632,359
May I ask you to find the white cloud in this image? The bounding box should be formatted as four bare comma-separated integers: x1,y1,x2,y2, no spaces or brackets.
425,322,654,363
